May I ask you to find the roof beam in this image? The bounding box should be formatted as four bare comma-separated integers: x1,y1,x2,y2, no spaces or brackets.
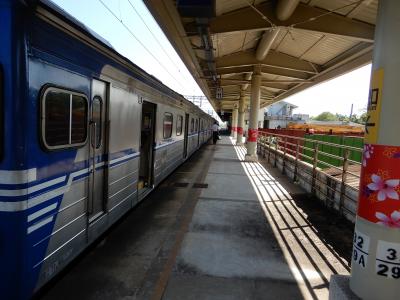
323,42,372,69
220,95,273,101
209,84,239,89
216,65,310,80
214,78,311,84
211,90,276,99
209,2,374,42
216,50,319,74
214,79,307,91
220,99,272,103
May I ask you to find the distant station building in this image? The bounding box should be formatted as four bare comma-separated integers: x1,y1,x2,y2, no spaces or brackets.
230,109,264,134
245,110,265,130
263,101,309,129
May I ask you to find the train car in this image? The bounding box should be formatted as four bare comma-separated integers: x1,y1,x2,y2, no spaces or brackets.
0,0,213,298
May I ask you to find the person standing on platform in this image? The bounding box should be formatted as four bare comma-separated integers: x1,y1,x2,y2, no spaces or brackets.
212,121,219,144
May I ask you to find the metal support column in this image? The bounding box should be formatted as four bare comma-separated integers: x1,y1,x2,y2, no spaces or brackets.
350,1,400,299
245,65,261,161
236,92,245,145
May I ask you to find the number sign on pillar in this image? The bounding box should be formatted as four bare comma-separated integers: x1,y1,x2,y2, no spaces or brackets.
376,241,400,279
353,230,370,268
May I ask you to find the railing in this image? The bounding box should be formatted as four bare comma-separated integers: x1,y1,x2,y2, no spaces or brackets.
257,131,363,220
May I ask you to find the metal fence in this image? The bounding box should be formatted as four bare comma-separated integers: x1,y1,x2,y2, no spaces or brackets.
257,131,363,220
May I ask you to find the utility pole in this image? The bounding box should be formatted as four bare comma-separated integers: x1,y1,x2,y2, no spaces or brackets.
349,103,354,121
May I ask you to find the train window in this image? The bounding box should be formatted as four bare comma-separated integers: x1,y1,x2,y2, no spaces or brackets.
71,95,87,144
190,118,194,133
91,96,102,148
44,90,70,146
42,87,88,149
195,119,198,132
163,112,173,139
176,115,183,136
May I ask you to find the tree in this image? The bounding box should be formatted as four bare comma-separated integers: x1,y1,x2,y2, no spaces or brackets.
335,113,348,122
357,112,368,124
312,111,337,121
312,110,368,124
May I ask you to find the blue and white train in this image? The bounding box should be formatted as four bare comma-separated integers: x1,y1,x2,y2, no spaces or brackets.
0,0,214,298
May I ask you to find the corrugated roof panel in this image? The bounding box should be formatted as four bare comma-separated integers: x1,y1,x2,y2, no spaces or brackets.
241,31,262,52
261,86,283,94
302,36,358,65
271,29,288,50
274,75,302,81
219,85,239,92
216,31,261,57
215,31,249,57
261,73,279,80
216,0,266,16
310,0,358,15
221,73,240,79
275,29,323,58
216,0,249,16
309,0,377,25
352,1,378,25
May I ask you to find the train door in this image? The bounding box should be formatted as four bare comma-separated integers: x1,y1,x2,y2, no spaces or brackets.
139,101,156,193
183,113,189,158
88,79,108,221
197,118,200,147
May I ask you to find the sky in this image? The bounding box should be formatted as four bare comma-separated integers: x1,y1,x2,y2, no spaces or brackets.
285,64,372,117
50,0,218,117
51,0,372,118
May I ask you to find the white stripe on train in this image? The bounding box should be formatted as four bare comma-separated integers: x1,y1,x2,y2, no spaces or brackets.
27,215,54,234
0,168,37,184
0,152,139,213
0,176,66,197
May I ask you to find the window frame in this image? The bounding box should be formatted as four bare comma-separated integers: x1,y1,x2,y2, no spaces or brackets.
91,96,103,149
0,65,3,161
176,114,183,136
41,85,89,150
163,112,173,139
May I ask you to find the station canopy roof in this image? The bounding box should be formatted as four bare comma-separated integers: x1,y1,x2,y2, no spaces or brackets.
144,0,377,114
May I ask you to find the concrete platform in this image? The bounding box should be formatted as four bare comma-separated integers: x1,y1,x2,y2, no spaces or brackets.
37,136,352,300
329,275,361,300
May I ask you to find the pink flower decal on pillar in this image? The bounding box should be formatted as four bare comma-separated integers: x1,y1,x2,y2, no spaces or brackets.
376,211,400,228
367,174,399,201
362,144,374,167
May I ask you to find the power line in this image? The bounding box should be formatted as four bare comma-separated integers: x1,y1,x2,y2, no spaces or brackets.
97,0,185,90
126,0,184,78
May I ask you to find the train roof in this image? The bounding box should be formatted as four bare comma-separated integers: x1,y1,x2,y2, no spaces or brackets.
40,0,115,50
33,0,210,117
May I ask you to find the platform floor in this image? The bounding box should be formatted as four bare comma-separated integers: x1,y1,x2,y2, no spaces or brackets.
38,136,353,300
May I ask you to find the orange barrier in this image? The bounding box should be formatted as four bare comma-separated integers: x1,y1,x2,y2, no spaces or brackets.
287,123,364,135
